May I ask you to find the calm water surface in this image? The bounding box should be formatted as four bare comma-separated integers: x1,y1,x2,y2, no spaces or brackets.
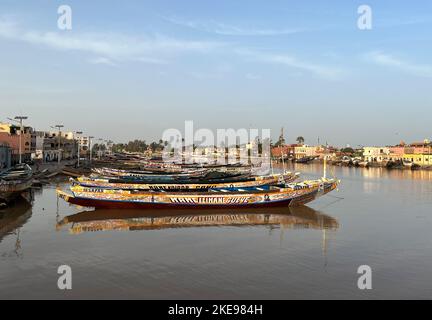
1,164,431,299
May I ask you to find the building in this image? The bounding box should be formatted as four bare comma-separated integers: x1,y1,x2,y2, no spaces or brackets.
0,123,34,164
403,153,432,167
271,144,297,159
33,131,46,160
79,136,90,157
364,141,432,164
403,141,432,155
294,145,321,159
48,131,77,161
363,147,391,163
388,146,405,161
0,144,11,169
30,131,58,162
315,146,339,160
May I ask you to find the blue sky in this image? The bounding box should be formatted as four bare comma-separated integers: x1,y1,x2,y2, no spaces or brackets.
0,0,431,146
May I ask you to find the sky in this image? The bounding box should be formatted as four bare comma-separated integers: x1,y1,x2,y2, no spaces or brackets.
0,0,431,146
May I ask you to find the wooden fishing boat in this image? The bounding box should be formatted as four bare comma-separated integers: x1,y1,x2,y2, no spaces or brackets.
74,172,299,191
93,167,209,178
89,172,258,185
352,157,362,167
402,160,420,170
341,156,353,166
57,178,339,209
358,161,370,168
295,156,316,164
94,164,253,179
0,165,33,203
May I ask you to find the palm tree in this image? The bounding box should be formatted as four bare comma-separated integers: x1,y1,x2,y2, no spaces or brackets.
296,136,305,145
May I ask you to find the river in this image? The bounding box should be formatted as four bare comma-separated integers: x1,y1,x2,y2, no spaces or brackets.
1,163,431,299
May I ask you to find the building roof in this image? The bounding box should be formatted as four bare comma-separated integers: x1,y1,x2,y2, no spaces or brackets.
410,141,431,147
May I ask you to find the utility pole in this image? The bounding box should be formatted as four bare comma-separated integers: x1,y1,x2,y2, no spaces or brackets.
54,125,64,165
75,131,83,167
8,116,28,164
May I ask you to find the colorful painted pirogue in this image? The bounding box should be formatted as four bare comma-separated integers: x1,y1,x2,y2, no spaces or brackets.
57,178,339,209
92,165,255,181
92,167,208,178
74,172,299,191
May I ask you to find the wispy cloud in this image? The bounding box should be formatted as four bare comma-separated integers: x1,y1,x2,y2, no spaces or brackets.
366,51,432,78
236,49,344,80
89,57,117,66
0,16,226,65
0,16,342,79
164,16,303,36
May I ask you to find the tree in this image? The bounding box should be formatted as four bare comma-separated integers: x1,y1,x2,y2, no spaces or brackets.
341,147,355,154
296,136,305,144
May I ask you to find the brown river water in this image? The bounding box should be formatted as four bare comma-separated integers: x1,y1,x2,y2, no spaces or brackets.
1,163,431,299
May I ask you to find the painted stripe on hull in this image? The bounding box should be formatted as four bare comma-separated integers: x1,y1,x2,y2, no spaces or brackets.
63,195,294,209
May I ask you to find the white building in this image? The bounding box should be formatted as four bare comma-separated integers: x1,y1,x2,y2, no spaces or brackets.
363,147,390,163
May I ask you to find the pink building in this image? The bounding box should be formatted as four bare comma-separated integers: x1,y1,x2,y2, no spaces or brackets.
404,142,431,154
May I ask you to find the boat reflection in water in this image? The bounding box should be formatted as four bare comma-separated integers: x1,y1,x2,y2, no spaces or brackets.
57,206,339,235
0,200,33,257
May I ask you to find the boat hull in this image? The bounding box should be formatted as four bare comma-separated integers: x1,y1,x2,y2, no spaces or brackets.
0,180,33,203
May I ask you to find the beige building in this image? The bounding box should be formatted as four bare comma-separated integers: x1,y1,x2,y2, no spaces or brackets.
363,147,390,163
294,145,321,159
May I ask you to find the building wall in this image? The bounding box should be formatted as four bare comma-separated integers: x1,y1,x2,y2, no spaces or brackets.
404,146,431,154
79,137,90,156
0,145,11,169
0,132,32,164
271,145,296,158
403,154,432,166
32,131,46,160
294,146,320,159
363,147,391,162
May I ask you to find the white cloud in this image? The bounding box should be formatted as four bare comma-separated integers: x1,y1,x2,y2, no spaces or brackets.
0,16,226,64
0,16,343,79
164,16,303,36
366,51,432,78
89,57,117,66
236,49,344,80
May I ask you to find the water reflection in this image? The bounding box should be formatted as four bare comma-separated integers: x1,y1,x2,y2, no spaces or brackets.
57,206,339,234
0,200,33,257
285,162,432,181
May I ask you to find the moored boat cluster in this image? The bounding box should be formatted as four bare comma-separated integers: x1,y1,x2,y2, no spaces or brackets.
0,164,33,204
57,159,340,209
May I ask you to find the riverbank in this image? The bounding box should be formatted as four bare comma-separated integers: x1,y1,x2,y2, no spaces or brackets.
272,158,432,171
